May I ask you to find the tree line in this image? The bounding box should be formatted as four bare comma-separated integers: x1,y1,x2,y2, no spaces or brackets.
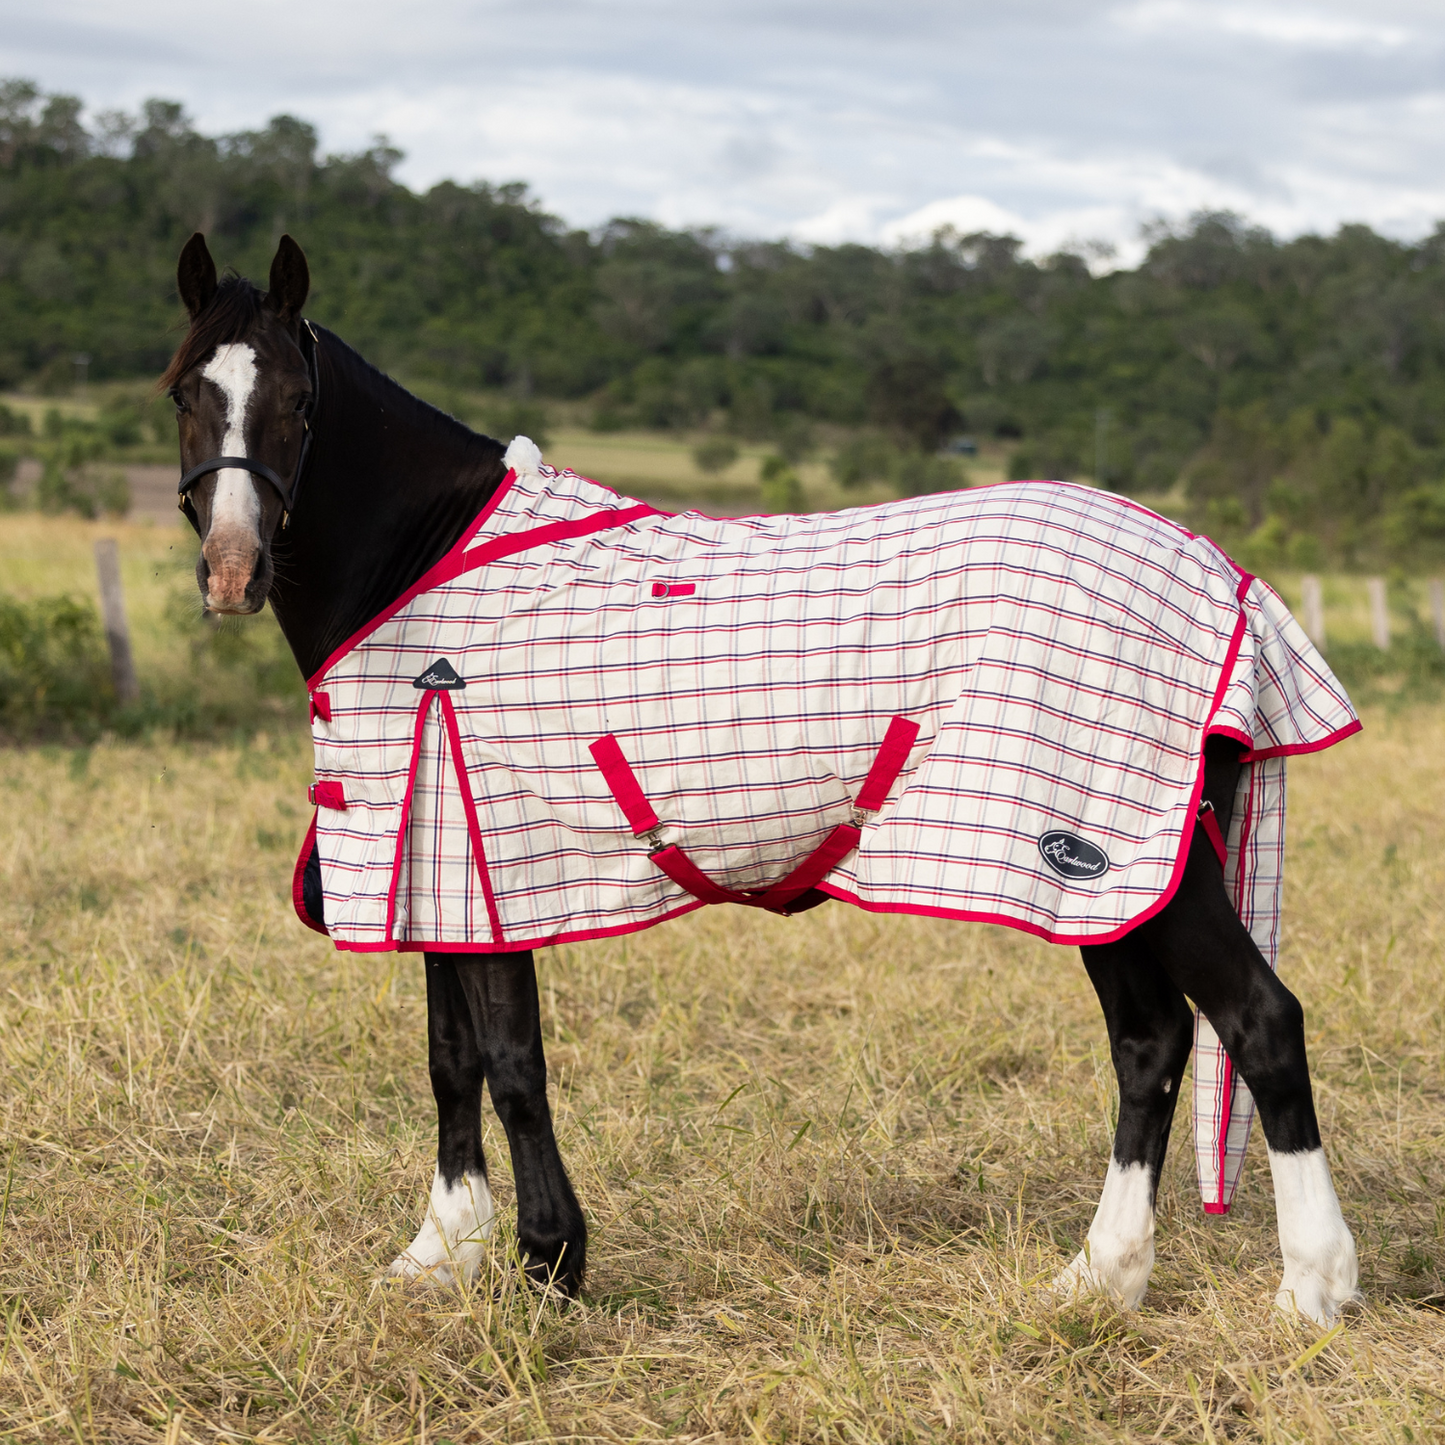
5,78,1445,565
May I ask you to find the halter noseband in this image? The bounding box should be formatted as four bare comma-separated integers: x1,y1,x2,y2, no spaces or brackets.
177,319,321,529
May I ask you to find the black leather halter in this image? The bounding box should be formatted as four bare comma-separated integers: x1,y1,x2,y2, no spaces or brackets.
177,319,321,529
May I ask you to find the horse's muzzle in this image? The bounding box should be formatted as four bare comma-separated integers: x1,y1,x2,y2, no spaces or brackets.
198,534,271,614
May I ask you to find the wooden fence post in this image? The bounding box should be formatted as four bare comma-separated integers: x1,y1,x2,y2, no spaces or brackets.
1367,577,1390,651
1300,575,1326,651
93,538,139,704
1431,579,1445,650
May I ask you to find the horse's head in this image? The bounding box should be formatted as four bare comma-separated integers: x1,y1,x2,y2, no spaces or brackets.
163,233,314,614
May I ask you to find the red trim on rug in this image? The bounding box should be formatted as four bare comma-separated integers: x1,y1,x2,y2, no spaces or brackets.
1213,1051,1237,1214
306,493,658,688
308,780,346,810
291,811,328,936
438,690,504,945
1242,718,1362,761
1202,1202,1230,1216
328,896,707,953
382,691,435,944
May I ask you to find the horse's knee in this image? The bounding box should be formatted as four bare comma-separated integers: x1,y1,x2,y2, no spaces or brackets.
1114,1003,1193,1104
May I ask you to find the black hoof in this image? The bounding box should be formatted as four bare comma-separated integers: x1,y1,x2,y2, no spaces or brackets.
520,1234,586,1300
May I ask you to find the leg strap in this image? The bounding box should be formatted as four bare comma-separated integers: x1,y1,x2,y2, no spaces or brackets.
589,717,918,916
1197,799,1228,869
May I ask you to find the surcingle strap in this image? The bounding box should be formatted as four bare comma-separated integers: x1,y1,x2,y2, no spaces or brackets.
590,717,918,916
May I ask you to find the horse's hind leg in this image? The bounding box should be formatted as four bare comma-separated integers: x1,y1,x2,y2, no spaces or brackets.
390,954,496,1284
1054,932,1194,1307
1138,830,1361,1324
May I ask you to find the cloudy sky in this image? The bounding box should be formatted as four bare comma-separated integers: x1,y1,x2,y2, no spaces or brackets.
6,0,1445,263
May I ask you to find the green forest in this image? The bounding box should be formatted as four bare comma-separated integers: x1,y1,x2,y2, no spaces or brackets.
6,78,1445,567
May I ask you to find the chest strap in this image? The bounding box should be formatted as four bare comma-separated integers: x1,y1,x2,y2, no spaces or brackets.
590,716,920,916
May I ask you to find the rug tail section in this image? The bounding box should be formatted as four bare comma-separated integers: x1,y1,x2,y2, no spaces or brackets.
1192,754,1287,1212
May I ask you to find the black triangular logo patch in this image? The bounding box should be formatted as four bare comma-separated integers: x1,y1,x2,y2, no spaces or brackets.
412,658,466,690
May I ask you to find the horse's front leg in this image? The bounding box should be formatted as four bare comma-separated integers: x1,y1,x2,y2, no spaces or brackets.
1055,931,1194,1307
390,954,496,1283
452,950,588,1296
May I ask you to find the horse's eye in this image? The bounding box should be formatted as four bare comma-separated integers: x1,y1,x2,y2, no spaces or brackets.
294,395,312,416
170,388,189,414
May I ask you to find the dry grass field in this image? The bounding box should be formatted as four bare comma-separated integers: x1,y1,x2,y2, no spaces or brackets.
3,512,1445,1440
1,691,1444,1440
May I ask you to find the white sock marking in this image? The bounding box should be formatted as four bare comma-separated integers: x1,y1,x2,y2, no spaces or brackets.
1054,1158,1156,1308
389,1168,495,1286
200,343,261,535
1268,1146,1361,1324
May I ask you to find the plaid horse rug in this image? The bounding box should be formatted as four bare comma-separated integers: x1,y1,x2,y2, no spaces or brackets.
295,444,1359,1210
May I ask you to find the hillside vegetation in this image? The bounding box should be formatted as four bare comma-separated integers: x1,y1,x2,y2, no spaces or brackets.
5,80,1445,567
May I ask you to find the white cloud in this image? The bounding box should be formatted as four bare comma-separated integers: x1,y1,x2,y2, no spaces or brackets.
5,0,1445,258
1113,1,1413,50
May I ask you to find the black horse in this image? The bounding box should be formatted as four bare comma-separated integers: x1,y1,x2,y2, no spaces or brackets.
163,233,1362,1323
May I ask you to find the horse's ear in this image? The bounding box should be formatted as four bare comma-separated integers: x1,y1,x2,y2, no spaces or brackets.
266,235,310,322
177,232,217,319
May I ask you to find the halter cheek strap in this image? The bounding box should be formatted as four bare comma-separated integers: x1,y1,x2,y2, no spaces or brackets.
177,319,321,529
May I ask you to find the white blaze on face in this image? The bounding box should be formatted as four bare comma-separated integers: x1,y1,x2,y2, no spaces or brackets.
201,343,261,532
199,343,261,609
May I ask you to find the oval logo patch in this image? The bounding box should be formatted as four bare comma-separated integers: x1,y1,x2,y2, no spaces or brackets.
1038,831,1110,881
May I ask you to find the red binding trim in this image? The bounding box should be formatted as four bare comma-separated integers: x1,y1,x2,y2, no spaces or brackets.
591,717,916,915
438,690,505,944
1210,1048,1237,1216
1197,802,1228,869
309,781,346,810
1242,718,1362,761
383,692,434,943
291,811,329,935
306,496,659,689
309,690,331,723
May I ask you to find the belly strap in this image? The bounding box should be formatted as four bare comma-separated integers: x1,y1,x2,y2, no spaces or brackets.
589,716,919,916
